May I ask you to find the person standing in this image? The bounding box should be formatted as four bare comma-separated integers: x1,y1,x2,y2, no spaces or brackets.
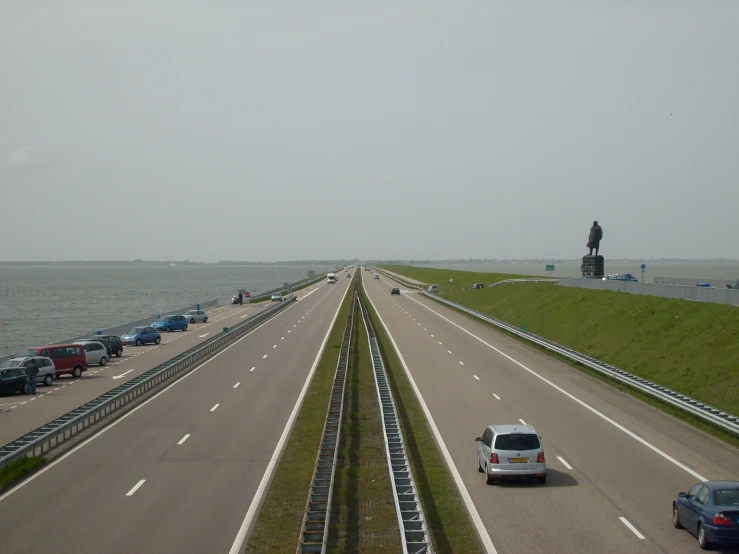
25,357,39,395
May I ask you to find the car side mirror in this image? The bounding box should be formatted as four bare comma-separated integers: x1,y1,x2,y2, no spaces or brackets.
474,437,482,442
678,492,686,498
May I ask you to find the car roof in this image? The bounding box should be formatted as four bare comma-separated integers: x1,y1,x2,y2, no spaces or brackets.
488,423,538,434
705,481,739,489
75,340,105,344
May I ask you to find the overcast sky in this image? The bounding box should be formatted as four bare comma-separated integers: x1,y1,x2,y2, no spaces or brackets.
2,1,737,262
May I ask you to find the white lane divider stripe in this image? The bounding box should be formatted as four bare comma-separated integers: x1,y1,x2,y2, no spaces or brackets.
619,517,645,539
459,361,464,366
557,456,573,470
126,480,146,496
273,345,277,348
177,434,190,445
263,355,268,359
234,382,240,389
250,367,255,372
493,393,501,400
519,419,526,425
473,375,480,381
447,350,452,354
211,404,220,412
199,333,210,337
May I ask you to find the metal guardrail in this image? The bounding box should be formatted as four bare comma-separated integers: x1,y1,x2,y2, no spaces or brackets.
0,296,297,470
357,293,433,554
297,288,356,553
249,273,330,303
371,267,739,436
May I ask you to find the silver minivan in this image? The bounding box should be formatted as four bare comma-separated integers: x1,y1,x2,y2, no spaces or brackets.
4,356,57,386
75,341,109,366
475,423,546,485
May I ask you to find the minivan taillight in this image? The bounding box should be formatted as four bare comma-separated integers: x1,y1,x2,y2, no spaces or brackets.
537,452,545,463
713,514,732,526
490,453,499,464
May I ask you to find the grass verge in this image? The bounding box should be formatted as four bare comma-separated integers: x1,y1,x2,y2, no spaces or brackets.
0,457,46,493
379,265,739,442
246,279,354,553
360,285,487,554
326,300,402,552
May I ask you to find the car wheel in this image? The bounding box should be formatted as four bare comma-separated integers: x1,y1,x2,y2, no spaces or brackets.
155,337,161,345
182,325,188,332
190,318,195,323
697,524,711,550
203,317,208,323
136,339,143,346
116,348,123,357
73,366,82,378
44,374,54,386
165,326,172,332
485,465,495,486
672,504,683,529
99,356,107,366
477,455,484,473
537,474,547,485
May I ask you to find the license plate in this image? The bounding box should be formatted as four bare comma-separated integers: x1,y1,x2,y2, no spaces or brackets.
509,458,528,463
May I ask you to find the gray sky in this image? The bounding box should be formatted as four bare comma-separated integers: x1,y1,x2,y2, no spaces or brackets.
2,1,737,262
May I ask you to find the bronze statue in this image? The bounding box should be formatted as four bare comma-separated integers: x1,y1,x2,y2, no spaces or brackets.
587,221,603,256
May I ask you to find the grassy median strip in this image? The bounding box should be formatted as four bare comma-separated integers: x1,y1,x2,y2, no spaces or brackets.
326,300,402,553
0,457,46,493
360,286,486,554
246,282,354,553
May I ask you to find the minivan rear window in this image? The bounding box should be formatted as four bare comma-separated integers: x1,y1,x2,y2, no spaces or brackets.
494,433,541,451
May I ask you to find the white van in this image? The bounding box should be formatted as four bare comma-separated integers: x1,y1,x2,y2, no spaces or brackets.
327,273,337,284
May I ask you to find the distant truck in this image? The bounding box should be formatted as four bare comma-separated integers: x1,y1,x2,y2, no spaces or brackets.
327,273,337,284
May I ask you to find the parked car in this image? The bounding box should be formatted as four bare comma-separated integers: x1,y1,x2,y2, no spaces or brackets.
152,315,188,332
81,335,124,358
183,309,208,323
271,294,283,302
475,424,547,485
17,344,87,378
473,283,485,289
673,480,739,550
4,356,56,386
391,288,400,295
427,285,439,293
75,341,109,366
0,368,27,395
121,326,161,346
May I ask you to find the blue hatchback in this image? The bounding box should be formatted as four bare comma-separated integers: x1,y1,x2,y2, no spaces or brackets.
151,315,188,332
673,481,739,549
121,326,161,346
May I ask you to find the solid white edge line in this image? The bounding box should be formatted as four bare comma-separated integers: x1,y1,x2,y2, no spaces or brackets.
0,292,307,504
619,516,646,539
177,434,191,445
402,291,708,482
361,276,498,554
557,456,573,470
227,276,350,554
126,479,146,496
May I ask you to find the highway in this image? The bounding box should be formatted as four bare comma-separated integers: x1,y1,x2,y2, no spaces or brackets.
0,276,349,554
0,281,326,445
363,270,739,554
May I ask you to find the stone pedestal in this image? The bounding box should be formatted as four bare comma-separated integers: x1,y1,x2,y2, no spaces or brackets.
582,255,604,278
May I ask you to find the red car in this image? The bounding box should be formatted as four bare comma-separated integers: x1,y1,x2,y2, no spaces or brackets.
17,344,88,378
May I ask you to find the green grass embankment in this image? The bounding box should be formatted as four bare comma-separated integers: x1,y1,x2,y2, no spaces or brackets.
378,265,739,419
0,457,46,493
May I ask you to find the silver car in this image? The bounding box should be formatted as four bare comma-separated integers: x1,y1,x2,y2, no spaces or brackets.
475,424,547,485
75,341,109,366
4,356,56,386
183,309,208,323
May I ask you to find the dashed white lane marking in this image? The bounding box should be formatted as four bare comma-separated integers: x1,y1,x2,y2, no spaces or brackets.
473,375,480,381
273,345,277,348
250,367,255,372
293,325,297,328
619,517,645,539
493,393,501,400
438,341,442,345
459,361,464,366
424,328,427,331
210,404,220,412
288,330,291,333
199,333,210,337
177,434,191,445
234,382,241,389
430,334,434,338
447,350,452,354
519,418,526,425
262,355,268,359
281,337,284,340
126,480,146,496
557,456,573,470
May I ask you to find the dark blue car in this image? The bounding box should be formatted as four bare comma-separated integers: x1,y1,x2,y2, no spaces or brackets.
151,315,188,332
673,480,739,549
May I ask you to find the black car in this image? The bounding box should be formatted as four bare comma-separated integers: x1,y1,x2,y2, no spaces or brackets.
0,368,27,395
391,288,400,295
82,335,124,358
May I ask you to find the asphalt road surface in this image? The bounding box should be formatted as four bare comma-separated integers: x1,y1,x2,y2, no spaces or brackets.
0,277,350,554
363,270,739,554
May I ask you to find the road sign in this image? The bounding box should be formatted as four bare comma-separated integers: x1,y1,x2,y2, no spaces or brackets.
546,265,555,271
641,264,647,270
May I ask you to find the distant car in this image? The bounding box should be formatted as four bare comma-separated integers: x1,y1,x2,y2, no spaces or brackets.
121,326,161,346
473,283,485,289
152,315,188,332
696,282,711,288
475,424,547,485
0,368,27,395
605,273,638,282
673,480,739,550
271,294,283,302
391,288,400,295
374,275,379,279
81,335,124,358
4,356,56,386
183,310,208,324
75,341,109,366
427,285,439,293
